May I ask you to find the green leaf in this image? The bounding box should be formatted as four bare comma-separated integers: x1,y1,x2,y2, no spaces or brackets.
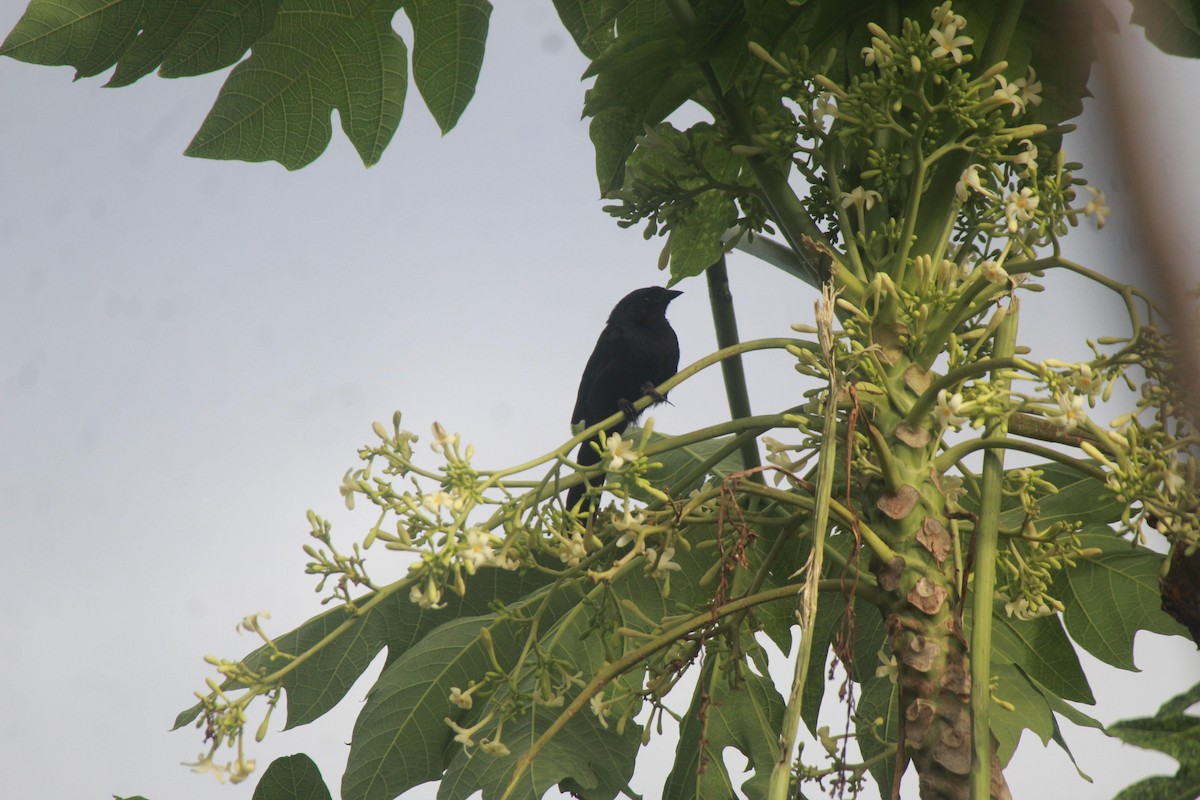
1129,0,1200,59
108,0,280,88
855,672,900,796
438,705,640,800
552,0,672,59
989,662,1054,765
1001,0,1116,132
341,613,534,800
184,0,407,169
1110,682,1200,800
171,568,553,732
638,430,747,501
583,22,705,192
252,753,332,800
0,0,147,78
990,603,1095,704
1056,528,1189,671
667,188,738,280
663,654,785,800
1023,670,1102,781
405,0,491,134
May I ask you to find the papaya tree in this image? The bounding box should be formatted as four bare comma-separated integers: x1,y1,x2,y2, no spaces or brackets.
5,1,1197,799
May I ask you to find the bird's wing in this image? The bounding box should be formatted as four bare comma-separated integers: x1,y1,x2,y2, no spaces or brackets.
571,323,629,427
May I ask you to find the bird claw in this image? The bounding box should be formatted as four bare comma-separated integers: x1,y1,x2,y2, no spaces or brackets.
618,398,637,420
641,382,671,406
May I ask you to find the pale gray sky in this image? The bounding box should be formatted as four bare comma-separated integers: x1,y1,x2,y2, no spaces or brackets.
1,3,1196,800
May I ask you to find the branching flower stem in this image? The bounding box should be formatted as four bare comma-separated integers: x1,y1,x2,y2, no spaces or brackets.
904,357,1040,426
934,438,1106,480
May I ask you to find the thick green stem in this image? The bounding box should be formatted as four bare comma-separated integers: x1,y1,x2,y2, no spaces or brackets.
969,308,1018,800
706,256,763,476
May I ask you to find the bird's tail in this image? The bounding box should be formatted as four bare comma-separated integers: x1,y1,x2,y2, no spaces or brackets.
565,435,606,517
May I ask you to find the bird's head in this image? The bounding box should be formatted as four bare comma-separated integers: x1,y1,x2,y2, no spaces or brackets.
608,286,683,326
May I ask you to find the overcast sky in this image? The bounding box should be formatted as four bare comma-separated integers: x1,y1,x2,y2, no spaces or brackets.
1,3,1197,800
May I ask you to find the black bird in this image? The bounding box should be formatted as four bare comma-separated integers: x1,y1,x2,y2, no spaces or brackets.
565,286,682,514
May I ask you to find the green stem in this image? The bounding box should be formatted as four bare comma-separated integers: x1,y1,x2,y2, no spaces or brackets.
481,337,809,488
706,256,763,476
767,327,842,800
969,307,1017,800
934,437,1105,480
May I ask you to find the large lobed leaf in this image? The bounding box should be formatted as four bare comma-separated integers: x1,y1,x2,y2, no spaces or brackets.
663,654,785,800
1128,0,1200,59
183,0,409,169
437,706,640,800
0,0,280,84
173,568,554,733
1056,527,1189,671
1,0,492,169
1110,682,1200,800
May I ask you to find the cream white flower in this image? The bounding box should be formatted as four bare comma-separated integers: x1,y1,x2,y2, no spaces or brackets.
561,532,588,566
862,35,894,67
410,578,446,609
813,91,838,121
340,468,362,510
445,717,483,748
1017,66,1042,107
480,738,511,757
613,507,646,549
590,693,610,729
839,185,882,212
931,1,966,30
431,421,458,453
422,489,455,513
229,755,257,785
184,753,230,784
606,432,636,469
875,650,898,683
935,389,968,430
1004,595,1053,620
1004,187,1038,232
1164,461,1186,496
992,74,1024,116
978,260,1009,284
462,527,495,573
449,686,474,710
955,164,995,201
236,610,271,634
644,546,683,578
1082,187,1110,229
1012,139,1037,172
1069,364,1100,397
930,23,972,64
1050,393,1088,432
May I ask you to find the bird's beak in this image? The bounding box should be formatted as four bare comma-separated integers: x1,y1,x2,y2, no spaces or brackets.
666,289,683,302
